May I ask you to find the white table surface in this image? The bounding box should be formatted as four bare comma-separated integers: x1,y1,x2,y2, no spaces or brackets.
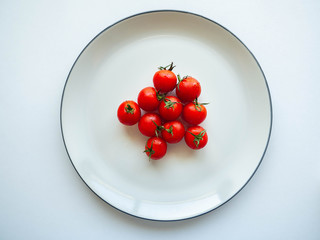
1,1,319,239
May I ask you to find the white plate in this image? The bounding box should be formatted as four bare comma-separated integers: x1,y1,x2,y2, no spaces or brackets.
61,10,272,221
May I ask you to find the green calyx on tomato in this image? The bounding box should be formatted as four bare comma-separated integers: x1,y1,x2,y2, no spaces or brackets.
164,98,181,109
158,62,175,71
144,140,155,161
152,120,164,137
163,125,174,136
176,74,188,91
125,103,134,114
156,91,166,101
188,129,206,148
151,120,174,137
193,98,209,112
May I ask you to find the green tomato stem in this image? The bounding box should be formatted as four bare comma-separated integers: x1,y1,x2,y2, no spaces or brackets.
156,91,166,101
125,103,134,114
144,140,155,161
152,120,164,137
164,125,174,136
188,129,206,148
193,98,209,112
158,62,176,71
176,74,188,92
164,98,181,109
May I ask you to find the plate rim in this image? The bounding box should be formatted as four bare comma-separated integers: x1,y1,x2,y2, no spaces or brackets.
60,9,273,222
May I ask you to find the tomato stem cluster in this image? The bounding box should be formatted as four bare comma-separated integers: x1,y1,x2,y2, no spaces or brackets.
164,125,174,136
152,120,173,137
193,98,209,112
163,98,181,109
125,103,134,114
188,129,206,148
156,91,166,101
144,140,155,161
152,120,163,137
176,74,188,91
158,62,175,71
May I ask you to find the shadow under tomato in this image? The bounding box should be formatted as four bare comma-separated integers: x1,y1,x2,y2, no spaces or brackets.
166,140,197,161
122,124,147,147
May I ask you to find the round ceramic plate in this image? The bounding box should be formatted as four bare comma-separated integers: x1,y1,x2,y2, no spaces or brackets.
61,10,272,221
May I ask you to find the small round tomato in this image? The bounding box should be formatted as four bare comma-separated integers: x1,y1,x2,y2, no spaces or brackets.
153,62,177,93
117,100,141,126
137,87,165,111
138,113,162,137
158,96,183,121
144,136,167,160
161,121,185,144
185,126,208,150
182,99,208,125
176,75,201,102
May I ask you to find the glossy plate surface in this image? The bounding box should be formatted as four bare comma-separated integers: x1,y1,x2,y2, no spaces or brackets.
61,10,272,221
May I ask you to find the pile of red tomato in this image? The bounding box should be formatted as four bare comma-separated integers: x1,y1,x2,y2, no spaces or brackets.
117,62,208,160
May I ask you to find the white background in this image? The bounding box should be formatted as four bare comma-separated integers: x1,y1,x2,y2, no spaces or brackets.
1,0,319,239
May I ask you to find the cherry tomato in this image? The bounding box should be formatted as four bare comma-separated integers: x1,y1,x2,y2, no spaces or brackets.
144,136,167,160
158,96,183,121
117,100,141,126
153,62,177,93
138,113,162,137
137,87,165,111
182,99,208,125
176,75,201,102
161,121,185,143
184,126,208,149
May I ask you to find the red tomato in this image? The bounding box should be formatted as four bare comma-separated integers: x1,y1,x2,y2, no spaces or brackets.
182,99,208,125
117,100,141,126
161,121,185,143
144,137,167,160
137,87,165,111
176,75,201,102
153,62,177,93
184,126,208,149
158,96,183,121
138,113,162,137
